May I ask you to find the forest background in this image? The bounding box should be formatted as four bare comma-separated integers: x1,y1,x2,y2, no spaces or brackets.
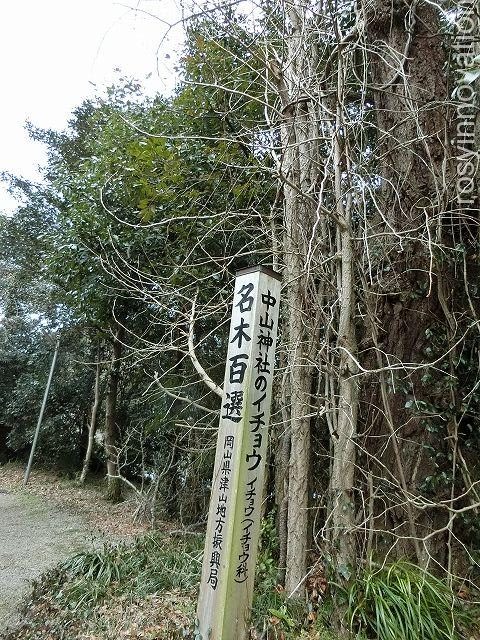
1,0,479,638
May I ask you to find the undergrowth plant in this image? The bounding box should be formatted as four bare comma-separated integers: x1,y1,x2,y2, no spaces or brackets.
345,561,475,640
58,533,203,612
252,513,337,638
22,529,478,640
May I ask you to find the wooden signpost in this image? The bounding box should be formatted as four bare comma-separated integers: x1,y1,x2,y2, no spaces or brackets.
197,266,281,640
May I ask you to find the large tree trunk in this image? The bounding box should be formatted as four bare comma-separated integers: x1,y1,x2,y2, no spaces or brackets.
284,239,313,595
361,0,453,561
274,359,291,586
105,324,124,502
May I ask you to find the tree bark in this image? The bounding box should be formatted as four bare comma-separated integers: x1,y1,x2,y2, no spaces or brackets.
328,46,360,575
275,356,291,585
361,0,453,560
105,324,124,502
279,7,317,592
79,353,102,484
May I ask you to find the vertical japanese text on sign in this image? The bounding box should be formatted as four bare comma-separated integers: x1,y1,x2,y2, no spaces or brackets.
197,266,281,640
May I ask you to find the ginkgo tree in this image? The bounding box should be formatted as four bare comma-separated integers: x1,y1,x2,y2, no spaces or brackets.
2,1,479,632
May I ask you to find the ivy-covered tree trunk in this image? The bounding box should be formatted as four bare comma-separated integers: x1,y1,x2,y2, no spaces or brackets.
361,0,453,561
105,324,123,502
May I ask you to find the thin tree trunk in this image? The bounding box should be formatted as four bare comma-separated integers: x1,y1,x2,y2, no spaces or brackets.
275,352,291,585
283,94,314,598
164,430,181,519
163,346,188,520
276,3,321,595
105,324,123,502
79,355,102,484
330,229,358,570
329,53,359,574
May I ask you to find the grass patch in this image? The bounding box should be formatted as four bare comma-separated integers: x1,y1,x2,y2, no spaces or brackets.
4,533,202,640
58,532,203,612
345,560,476,640
6,521,477,640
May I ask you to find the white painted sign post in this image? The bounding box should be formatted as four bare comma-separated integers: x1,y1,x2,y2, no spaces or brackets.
197,266,281,640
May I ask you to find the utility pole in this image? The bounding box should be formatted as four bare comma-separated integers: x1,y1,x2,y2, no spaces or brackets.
24,338,60,486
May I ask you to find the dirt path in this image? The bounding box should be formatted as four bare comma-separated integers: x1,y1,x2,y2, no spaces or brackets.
0,489,99,633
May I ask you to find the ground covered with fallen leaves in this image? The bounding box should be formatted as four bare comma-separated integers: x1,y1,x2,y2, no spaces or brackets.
0,464,198,640
5,587,194,640
3,463,477,640
0,463,150,540
0,463,339,640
